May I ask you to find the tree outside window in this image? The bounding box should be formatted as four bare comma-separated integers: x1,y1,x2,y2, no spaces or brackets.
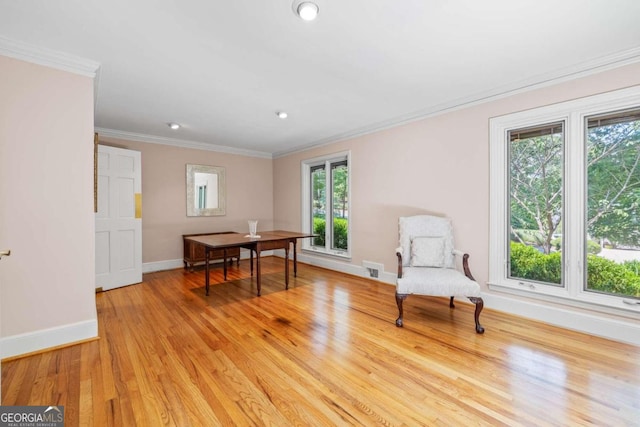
586,111,640,297
304,153,350,257
507,111,640,298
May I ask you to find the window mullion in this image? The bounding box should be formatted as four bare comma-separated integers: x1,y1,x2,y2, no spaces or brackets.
325,160,332,250
565,113,585,297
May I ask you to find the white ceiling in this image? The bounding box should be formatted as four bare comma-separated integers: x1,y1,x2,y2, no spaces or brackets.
2,0,640,157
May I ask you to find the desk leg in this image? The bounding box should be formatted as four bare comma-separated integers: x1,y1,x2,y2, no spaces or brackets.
250,249,254,276
292,240,298,277
205,247,210,296
223,248,228,280
285,246,289,290
256,247,261,296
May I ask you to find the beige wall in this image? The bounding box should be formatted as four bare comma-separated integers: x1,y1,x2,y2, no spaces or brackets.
274,62,640,290
2,51,638,357
0,56,97,353
98,138,274,264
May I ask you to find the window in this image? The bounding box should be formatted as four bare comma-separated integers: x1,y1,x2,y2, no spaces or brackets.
586,110,640,298
490,86,640,314
508,122,564,287
301,152,351,258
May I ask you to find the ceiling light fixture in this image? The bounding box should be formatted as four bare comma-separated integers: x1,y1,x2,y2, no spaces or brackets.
276,111,288,119
168,122,180,130
296,1,319,21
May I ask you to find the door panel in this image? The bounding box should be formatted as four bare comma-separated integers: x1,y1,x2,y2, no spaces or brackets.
95,231,110,275
95,145,142,290
118,229,135,270
118,178,135,217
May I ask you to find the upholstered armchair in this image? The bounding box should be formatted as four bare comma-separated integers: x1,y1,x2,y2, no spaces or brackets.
395,215,484,333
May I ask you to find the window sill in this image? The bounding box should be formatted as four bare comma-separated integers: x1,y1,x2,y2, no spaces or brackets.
487,281,640,321
302,247,351,261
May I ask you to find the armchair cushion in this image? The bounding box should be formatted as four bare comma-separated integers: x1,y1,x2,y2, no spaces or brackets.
410,236,445,267
397,267,481,297
399,215,455,268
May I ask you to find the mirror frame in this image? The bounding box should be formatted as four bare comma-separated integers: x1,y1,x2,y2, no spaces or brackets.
186,164,226,217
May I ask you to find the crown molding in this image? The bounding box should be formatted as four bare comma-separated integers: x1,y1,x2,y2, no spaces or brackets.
95,128,273,159
0,35,100,78
273,46,640,158
11,30,634,160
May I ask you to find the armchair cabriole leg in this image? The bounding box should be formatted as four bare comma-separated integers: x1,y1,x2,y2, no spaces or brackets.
468,297,485,334
395,293,408,327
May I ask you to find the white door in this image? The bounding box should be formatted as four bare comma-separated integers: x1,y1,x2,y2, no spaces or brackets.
95,145,142,290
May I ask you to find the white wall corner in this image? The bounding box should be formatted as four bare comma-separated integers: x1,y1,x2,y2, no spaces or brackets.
1,319,98,359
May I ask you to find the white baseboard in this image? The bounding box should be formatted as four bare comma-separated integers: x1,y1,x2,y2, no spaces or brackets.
481,293,640,347
143,258,184,273
142,251,275,274
1,319,98,359
273,250,397,284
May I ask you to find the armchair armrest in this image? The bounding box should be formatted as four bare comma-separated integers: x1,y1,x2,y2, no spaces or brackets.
396,246,404,278
452,249,475,281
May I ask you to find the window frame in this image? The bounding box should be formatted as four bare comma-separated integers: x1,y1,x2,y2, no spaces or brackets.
301,151,351,259
489,85,640,316
507,121,566,288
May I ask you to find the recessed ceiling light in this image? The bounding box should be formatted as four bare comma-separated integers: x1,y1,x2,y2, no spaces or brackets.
168,122,180,130
296,1,319,21
276,111,288,119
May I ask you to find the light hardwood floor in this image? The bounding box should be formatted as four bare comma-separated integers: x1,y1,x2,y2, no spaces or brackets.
2,257,640,426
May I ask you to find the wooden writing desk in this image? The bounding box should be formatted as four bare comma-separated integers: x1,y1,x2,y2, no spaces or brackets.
184,230,314,296
182,231,240,271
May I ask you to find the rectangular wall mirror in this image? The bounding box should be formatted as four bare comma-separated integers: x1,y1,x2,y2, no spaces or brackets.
186,164,226,216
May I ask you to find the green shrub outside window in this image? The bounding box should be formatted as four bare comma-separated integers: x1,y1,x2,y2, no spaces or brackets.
313,217,347,250
510,242,640,297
